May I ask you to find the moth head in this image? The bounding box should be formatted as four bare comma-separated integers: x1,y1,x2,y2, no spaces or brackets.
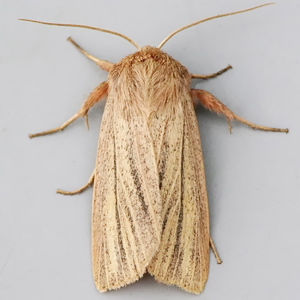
110,46,189,78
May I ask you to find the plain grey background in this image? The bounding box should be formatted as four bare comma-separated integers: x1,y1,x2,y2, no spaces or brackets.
1,0,300,299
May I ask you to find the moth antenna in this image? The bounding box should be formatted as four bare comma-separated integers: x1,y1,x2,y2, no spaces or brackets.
19,19,141,50
158,3,275,49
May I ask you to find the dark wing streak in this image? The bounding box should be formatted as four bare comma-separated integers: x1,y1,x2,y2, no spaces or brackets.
114,200,127,284
162,166,181,217
116,198,140,275
131,122,161,241
184,97,210,289
187,101,210,273
116,173,146,273
159,198,181,278
112,132,140,284
112,136,126,288
170,121,185,281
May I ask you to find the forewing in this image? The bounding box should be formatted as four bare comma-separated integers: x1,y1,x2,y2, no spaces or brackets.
92,95,162,292
148,95,210,294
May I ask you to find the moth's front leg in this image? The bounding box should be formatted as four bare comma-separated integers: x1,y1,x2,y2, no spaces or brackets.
191,65,232,79
29,81,108,138
191,89,289,133
68,37,114,71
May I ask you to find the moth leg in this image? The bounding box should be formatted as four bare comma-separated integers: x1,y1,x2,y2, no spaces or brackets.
68,37,114,71
29,81,108,138
210,237,223,264
191,65,232,79
191,89,289,133
57,169,95,195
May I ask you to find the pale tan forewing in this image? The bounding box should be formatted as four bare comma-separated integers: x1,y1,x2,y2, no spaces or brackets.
148,95,210,294
92,95,162,292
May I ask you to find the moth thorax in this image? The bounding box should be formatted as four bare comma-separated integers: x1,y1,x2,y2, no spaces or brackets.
109,47,191,119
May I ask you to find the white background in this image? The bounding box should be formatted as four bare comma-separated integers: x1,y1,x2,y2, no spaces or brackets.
1,0,300,299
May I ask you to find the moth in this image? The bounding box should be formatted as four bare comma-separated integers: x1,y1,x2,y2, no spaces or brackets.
22,3,288,294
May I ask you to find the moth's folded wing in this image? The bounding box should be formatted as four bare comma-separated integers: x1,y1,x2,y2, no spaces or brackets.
148,96,210,294
92,97,162,292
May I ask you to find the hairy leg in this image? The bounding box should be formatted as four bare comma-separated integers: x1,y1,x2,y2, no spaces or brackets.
191,89,289,133
29,81,108,138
